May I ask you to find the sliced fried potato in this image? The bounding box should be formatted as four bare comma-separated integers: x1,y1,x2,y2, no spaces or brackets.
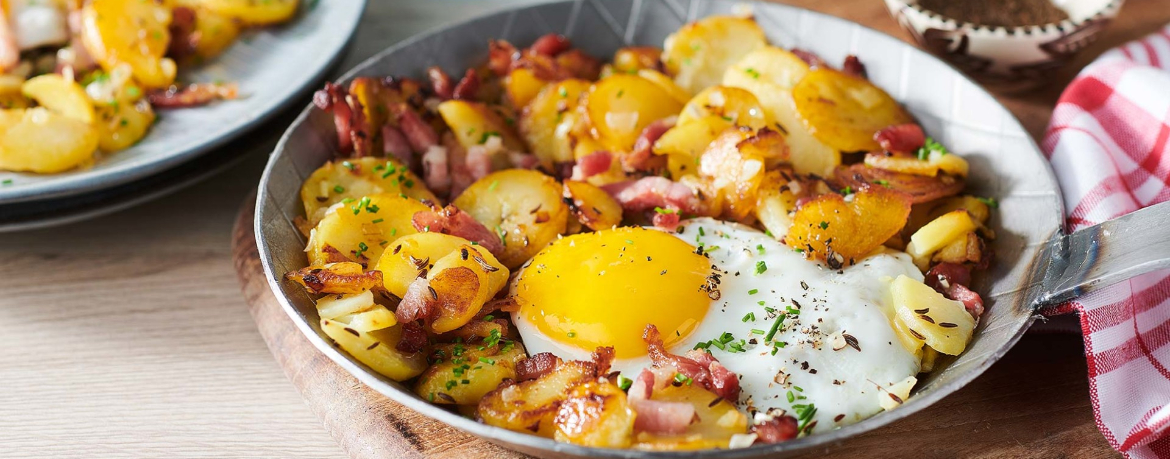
0,108,99,173
612,47,663,75
905,210,978,270
315,290,376,321
300,157,435,226
792,68,913,152
677,85,767,130
505,68,548,109
563,180,623,230
201,0,298,25
636,69,691,105
320,320,428,381
699,128,783,221
286,262,383,295
890,275,975,355
438,99,525,152
306,194,429,267
785,186,912,265
22,74,95,123
554,381,635,448
81,0,176,88
189,7,241,59
663,15,766,95
427,244,509,333
633,383,749,450
374,232,468,297
478,359,598,437
520,79,590,170
653,116,732,179
584,74,683,152
722,47,839,175
415,342,527,406
95,98,154,152
864,150,970,178
754,170,798,240
345,304,399,332
452,169,569,268
932,231,983,265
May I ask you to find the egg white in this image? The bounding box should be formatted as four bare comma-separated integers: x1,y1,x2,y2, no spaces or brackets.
513,218,924,434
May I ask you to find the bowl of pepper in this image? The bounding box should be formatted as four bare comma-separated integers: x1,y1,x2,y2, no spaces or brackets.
885,0,1124,90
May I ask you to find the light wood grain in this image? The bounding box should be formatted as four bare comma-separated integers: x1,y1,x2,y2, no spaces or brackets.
2,0,1166,457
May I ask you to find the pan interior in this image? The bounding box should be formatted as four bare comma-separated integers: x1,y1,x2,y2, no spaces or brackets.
255,0,1064,457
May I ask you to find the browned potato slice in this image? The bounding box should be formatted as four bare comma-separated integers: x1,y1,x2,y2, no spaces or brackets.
554,381,635,447
437,99,525,151
636,69,691,105
632,383,749,450
81,0,176,88
754,170,798,240
452,170,569,268
612,47,663,74
478,359,597,437
520,79,590,170
414,342,526,406
793,68,913,152
286,262,382,295
427,244,509,333
677,85,767,129
505,68,548,109
372,232,468,298
722,46,840,175
653,116,732,179
891,275,975,355
320,320,427,381
584,74,683,152
663,15,767,95
699,128,787,221
306,194,429,267
563,180,623,231
300,157,435,226
785,186,913,265
932,231,984,265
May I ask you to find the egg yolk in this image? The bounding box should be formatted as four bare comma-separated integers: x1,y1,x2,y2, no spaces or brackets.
515,227,713,358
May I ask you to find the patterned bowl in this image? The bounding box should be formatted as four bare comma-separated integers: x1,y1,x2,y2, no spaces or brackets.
885,0,1124,90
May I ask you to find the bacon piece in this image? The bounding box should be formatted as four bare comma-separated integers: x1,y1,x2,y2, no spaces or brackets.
147,82,238,108
602,177,704,217
573,150,612,178
591,346,615,375
444,134,475,199
791,48,827,69
395,277,437,325
508,151,541,170
167,6,198,59
627,369,656,401
624,118,674,171
426,66,454,100
874,124,925,155
0,10,18,71
397,107,438,153
411,205,506,256
553,161,576,181
382,125,413,166
452,68,480,100
833,164,964,204
643,325,741,401
465,144,494,181
842,55,868,79
631,398,695,434
651,212,681,231
752,416,800,444
516,352,560,382
925,262,984,318
421,145,451,195
396,322,428,354
531,33,571,56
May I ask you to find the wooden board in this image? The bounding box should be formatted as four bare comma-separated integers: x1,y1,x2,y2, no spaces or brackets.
232,201,1119,459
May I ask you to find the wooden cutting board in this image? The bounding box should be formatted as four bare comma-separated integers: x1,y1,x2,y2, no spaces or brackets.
232,201,1118,459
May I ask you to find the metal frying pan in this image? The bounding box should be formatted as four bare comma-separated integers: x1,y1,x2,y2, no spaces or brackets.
253,0,1170,457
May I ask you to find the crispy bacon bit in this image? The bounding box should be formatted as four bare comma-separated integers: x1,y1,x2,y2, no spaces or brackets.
146,82,238,108
751,415,800,443
531,33,571,56
791,48,827,69
421,145,451,195
652,211,682,231
426,66,454,99
833,164,964,204
874,124,925,155
411,205,506,256
573,150,613,178
382,125,413,165
631,398,695,434
628,369,656,401
395,277,437,324
285,263,382,295
643,324,741,401
624,118,674,172
452,68,480,100
396,322,428,353
397,106,439,153
842,55,868,79
553,160,576,181
488,40,519,75
516,352,561,381
603,177,705,229
925,262,984,318
591,346,615,375
167,6,198,59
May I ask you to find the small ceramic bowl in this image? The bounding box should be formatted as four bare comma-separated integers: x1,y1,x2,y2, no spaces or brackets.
884,0,1124,90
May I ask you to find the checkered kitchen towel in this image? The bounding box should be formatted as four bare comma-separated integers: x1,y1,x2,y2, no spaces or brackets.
1041,25,1170,458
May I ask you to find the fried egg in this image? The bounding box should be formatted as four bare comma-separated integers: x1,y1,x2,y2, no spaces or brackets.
511,218,924,433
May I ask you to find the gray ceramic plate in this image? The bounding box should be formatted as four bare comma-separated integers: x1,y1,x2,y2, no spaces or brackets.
0,0,366,205
253,0,1170,457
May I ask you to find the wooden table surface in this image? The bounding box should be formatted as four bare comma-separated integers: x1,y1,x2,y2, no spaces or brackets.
2,0,1167,458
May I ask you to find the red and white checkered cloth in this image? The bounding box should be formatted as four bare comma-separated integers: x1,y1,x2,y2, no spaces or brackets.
1041,25,1170,459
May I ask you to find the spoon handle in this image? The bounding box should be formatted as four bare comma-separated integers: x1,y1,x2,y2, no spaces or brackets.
1031,200,1170,309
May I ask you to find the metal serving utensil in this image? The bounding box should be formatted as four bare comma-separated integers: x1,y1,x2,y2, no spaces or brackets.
253,0,1170,457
